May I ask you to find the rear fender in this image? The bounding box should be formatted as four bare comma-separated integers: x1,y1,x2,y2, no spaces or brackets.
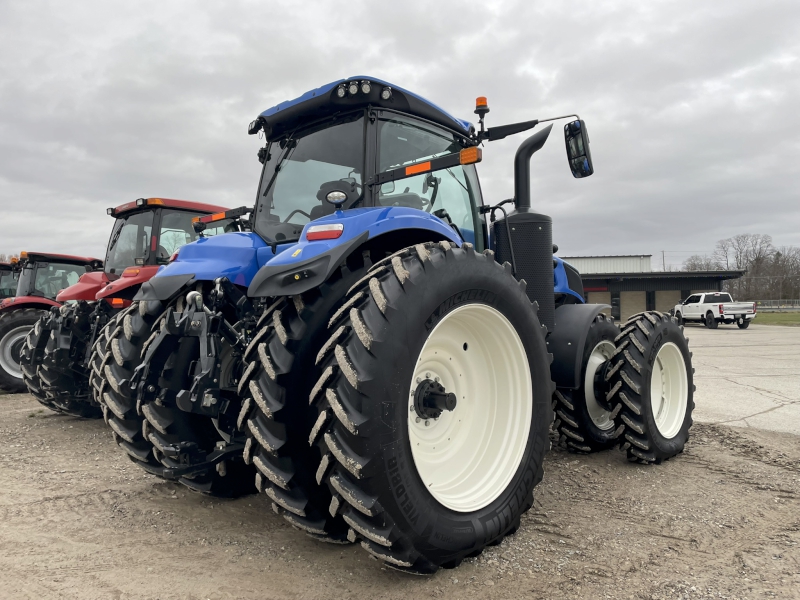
56,271,110,302
548,303,612,390
0,296,60,314
248,206,460,298
96,266,159,301
134,232,276,302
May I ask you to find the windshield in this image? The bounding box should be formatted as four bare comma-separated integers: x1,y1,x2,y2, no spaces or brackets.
0,270,18,298
105,211,154,274
254,113,365,244
157,209,235,263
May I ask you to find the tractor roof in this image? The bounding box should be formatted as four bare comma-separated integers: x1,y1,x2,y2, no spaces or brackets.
0,263,12,271
255,76,474,141
111,197,229,217
20,252,101,266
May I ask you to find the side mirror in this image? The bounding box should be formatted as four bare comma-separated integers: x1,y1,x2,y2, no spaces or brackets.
564,120,594,178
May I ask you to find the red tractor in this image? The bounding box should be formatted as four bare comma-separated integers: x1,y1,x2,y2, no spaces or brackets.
19,197,235,417
0,252,101,392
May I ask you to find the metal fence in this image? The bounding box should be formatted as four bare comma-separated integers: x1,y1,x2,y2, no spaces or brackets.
754,299,800,311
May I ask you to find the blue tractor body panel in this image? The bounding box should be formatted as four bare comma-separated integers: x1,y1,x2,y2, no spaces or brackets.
155,207,461,291
554,256,584,303
265,207,461,269
156,232,280,287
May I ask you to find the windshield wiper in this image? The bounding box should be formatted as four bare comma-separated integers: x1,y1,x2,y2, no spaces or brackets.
261,137,297,200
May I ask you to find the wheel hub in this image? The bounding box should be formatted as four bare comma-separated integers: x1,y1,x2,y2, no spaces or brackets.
0,325,30,379
413,378,457,420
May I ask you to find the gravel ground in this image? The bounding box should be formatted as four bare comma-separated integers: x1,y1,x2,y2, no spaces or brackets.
0,391,798,599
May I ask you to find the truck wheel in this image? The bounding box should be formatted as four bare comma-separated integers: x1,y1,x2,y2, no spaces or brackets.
608,312,694,463
238,255,371,542
22,302,102,418
0,308,46,393
554,313,623,453
737,318,750,329
674,311,683,326
704,312,718,329
311,242,553,573
96,303,170,477
138,301,256,498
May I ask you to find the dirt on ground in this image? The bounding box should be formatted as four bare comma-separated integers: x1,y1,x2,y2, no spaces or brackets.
0,392,798,600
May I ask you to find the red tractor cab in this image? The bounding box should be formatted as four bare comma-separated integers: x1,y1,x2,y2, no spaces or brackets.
0,251,101,392
20,197,236,417
0,261,20,299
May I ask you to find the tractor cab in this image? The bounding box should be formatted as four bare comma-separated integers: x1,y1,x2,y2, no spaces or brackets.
249,78,484,251
0,262,19,299
104,198,235,277
6,252,100,307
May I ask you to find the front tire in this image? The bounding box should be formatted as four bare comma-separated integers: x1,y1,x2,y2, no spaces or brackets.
311,242,553,573
553,313,623,453
608,311,695,463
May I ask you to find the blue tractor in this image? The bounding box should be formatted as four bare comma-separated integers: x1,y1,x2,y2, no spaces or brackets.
94,77,695,571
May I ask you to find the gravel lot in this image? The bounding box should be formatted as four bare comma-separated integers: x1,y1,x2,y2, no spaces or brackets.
1,324,798,599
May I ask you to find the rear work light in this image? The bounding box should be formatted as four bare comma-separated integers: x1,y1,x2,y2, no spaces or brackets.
306,223,344,241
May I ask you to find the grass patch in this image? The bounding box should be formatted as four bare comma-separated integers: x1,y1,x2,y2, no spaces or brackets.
754,312,800,326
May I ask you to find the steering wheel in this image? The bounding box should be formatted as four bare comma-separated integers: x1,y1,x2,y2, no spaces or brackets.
283,209,312,223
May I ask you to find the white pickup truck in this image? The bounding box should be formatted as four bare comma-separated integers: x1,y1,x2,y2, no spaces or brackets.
674,292,757,329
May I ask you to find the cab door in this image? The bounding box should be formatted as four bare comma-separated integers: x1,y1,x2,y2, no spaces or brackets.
683,294,701,319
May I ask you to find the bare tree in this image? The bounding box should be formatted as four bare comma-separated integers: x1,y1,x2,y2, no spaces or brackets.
0,254,6,263
683,254,721,271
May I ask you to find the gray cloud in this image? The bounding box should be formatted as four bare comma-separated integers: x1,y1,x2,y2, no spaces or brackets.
1,0,798,268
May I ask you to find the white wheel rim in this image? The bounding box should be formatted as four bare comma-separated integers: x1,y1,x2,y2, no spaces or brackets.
408,303,532,513
650,342,688,439
584,340,615,431
0,325,29,379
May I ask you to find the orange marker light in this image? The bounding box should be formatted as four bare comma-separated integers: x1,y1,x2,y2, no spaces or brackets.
121,267,141,278
476,96,488,108
405,161,431,176
20,251,28,259
111,298,125,307
191,216,201,223
148,198,165,205
459,147,482,165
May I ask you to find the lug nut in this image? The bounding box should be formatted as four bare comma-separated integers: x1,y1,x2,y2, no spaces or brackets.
425,420,430,426
415,417,421,423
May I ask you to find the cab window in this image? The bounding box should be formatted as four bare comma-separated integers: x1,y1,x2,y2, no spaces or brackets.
158,210,236,263
377,114,483,246
33,263,86,299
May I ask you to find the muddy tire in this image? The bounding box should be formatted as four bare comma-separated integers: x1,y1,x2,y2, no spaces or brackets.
138,299,256,498
21,302,102,418
237,254,372,542
310,242,553,573
553,313,623,453
96,302,169,477
0,308,47,393
608,311,695,463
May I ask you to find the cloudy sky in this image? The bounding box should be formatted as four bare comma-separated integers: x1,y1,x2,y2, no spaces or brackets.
1,0,798,269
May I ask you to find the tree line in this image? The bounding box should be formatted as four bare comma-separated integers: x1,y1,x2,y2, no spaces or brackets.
683,234,800,301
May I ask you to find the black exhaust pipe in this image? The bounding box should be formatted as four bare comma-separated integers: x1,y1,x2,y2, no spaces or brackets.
491,123,556,331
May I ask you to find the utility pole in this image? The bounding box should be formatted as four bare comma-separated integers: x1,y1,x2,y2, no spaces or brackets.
662,250,666,271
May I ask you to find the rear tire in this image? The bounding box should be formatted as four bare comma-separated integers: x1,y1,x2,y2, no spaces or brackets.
704,312,718,329
737,318,750,329
311,242,553,573
237,256,371,541
608,311,695,463
553,313,623,453
0,308,46,393
21,302,102,418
